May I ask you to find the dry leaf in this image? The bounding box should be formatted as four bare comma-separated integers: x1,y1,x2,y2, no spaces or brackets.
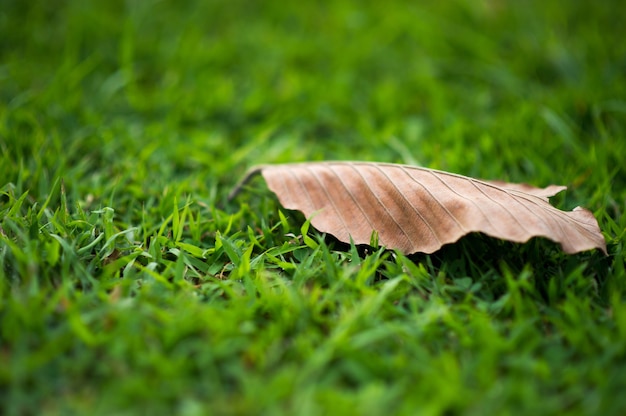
230,161,607,255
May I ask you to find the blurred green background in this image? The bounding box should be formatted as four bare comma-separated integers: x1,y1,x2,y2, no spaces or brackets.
3,0,625,198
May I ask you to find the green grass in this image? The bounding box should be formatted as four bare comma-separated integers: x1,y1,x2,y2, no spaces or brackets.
1,0,626,414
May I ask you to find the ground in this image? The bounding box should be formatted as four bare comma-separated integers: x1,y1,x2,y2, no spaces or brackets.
1,0,625,415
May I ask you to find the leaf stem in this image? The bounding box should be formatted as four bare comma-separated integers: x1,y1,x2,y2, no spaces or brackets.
227,165,266,202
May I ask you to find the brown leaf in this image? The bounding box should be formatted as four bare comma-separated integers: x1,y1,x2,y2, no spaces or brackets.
231,162,607,255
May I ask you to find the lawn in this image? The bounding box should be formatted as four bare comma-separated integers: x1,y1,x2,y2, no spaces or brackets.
1,0,626,414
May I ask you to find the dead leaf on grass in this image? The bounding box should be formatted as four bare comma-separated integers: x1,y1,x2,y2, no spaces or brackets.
229,161,606,255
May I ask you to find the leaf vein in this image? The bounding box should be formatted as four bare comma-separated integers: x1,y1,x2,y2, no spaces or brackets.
346,163,418,248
